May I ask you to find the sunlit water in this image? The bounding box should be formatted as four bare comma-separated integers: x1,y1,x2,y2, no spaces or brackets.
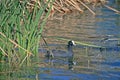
31,1,120,80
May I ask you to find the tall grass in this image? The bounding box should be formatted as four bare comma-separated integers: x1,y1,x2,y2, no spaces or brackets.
0,0,53,69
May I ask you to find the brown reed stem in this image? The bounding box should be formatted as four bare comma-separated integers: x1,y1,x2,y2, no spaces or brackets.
0,32,34,56
66,0,83,12
78,0,96,15
103,4,120,14
0,47,8,56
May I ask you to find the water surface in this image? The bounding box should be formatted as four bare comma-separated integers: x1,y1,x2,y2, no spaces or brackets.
36,1,120,80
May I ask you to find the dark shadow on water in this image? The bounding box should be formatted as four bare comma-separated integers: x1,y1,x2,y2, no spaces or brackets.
99,46,120,52
68,56,74,70
45,51,75,70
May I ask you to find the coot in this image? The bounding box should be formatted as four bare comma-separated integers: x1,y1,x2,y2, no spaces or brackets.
45,40,76,58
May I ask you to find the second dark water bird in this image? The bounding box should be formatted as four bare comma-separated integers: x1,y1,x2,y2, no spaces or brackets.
45,40,76,70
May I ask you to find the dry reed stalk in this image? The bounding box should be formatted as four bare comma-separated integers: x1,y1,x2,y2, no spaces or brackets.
0,47,8,56
21,0,119,16
46,0,107,14
78,0,96,15
20,0,41,12
53,6,64,13
66,0,83,12
64,0,70,6
19,53,29,67
0,32,34,56
55,0,63,7
60,0,63,6
103,4,120,14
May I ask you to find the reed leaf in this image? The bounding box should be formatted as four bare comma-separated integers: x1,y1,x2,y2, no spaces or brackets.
0,0,53,67
46,36,104,48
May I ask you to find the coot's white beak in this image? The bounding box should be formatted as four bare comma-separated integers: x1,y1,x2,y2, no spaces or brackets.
72,40,76,46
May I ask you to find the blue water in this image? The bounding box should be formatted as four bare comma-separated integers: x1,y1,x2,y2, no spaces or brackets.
28,67,120,80
29,1,120,80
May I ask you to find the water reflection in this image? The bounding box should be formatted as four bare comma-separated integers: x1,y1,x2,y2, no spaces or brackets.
38,1,120,80
45,53,75,70
68,56,74,70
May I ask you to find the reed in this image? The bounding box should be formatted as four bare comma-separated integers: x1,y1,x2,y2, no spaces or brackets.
0,0,53,68
44,0,107,15
38,0,120,15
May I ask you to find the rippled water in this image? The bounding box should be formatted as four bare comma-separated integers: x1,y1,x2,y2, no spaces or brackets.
32,1,120,80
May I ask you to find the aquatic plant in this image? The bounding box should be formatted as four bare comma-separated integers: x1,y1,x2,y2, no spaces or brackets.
0,0,53,68
47,36,104,48
38,0,120,15
42,0,107,15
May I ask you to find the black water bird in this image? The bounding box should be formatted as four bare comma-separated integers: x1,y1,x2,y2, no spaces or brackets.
45,40,76,58
45,40,76,70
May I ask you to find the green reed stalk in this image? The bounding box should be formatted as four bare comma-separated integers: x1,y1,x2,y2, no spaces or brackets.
0,0,53,67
